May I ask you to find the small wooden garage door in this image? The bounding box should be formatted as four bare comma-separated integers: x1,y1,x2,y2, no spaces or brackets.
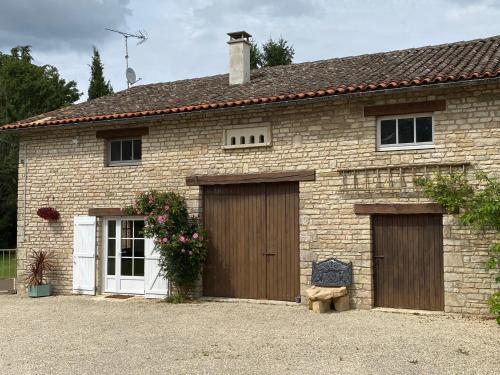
372,214,444,311
202,182,299,301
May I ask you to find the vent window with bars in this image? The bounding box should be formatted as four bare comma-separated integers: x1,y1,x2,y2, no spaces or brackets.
223,126,271,149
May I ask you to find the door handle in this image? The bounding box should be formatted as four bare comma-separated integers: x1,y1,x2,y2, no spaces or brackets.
262,253,276,256
373,255,385,259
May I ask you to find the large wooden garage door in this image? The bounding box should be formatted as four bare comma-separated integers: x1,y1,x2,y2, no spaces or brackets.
372,214,444,311
202,182,299,301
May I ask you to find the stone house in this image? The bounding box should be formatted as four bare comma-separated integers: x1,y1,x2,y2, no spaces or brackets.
2,32,499,316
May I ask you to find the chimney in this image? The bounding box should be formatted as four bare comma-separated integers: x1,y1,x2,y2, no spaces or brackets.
227,31,251,85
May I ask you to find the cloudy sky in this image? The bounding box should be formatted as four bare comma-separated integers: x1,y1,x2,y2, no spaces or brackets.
1,0,499,100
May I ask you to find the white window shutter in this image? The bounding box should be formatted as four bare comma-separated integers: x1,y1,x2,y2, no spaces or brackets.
73,216,96,295
144,237,169,298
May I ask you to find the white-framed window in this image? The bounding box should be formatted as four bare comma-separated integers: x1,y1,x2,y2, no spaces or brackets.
377,114,434,151
108,138,142,165
223,126,271,149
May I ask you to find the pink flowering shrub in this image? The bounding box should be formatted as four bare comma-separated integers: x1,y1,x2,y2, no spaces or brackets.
124,191,208,297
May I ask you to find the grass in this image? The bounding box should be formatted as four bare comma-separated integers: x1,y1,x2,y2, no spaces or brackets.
0,251,16,279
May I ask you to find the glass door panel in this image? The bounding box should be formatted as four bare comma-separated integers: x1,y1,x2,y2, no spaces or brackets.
105,218,145,294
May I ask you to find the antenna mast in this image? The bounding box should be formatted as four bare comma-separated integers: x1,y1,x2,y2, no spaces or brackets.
105,28,148,88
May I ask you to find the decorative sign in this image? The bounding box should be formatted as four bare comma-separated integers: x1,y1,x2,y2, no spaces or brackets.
311,258,352,287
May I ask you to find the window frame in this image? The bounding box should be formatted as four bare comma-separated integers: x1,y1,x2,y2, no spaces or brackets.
104,217,146,280
107,137,142,166
376,113,435,151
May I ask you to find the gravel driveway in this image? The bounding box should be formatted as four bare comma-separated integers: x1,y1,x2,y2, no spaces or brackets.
0,295,498,375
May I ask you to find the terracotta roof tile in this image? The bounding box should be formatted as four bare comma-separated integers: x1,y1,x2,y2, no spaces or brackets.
2,35,500,131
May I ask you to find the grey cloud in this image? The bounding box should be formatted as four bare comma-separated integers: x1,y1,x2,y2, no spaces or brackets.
0,0,131,52
193,0,326,20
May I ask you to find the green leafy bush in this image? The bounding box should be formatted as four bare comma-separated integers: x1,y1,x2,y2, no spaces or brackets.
416,171,499,323
488,291,500,324
124,191,208,299
486,243,500,324
415,172,474,214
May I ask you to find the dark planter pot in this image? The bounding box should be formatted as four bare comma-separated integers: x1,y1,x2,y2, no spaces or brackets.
27,284,51,298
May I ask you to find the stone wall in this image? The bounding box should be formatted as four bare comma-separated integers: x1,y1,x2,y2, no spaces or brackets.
15,81,500,315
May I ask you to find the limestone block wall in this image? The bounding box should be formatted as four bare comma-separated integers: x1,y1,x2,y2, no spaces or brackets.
15,81,500,315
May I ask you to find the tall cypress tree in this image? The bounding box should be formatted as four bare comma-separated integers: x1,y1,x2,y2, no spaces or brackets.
88,47,113,100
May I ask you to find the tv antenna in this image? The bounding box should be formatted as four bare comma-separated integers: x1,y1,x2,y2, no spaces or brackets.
105,28,148,88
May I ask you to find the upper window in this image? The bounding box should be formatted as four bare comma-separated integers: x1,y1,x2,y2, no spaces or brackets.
377,114,433,151
108,138,142,165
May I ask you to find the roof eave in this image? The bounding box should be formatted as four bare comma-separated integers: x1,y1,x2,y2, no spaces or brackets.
3,75,500,133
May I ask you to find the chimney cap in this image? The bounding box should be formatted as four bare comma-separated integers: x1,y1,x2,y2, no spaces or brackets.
227,31,252,41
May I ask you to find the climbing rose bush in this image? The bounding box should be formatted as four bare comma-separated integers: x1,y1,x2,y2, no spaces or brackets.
124,191,208,297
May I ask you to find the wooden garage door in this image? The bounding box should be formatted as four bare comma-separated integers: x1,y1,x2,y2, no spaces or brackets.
202,182,299,301
372,214,444,311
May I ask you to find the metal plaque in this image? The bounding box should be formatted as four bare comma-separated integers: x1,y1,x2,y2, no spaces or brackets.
311,258,352,287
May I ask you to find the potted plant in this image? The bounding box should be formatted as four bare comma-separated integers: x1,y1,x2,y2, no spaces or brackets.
25,250,54,297
37,207,60,221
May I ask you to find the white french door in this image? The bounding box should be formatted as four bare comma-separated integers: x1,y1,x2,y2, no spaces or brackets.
104,218,146,294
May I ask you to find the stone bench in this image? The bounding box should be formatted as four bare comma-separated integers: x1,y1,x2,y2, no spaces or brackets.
306,285,349,313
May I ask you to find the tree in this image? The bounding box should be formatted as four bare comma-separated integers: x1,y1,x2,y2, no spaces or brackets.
0,136,18,248
0,46,81,248
250,42,263,70
87,47,113,100
250,37,295,69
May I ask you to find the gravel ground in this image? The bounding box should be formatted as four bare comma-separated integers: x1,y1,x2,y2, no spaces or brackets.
0,295,498,375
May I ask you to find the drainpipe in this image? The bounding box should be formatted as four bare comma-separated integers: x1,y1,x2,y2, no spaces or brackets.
20,143,28,242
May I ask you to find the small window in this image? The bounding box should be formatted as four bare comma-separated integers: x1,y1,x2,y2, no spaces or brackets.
231,137,236,145
377,115,433,151
108,138,142,165
259,134,265,143
240,136,246,145
249,135,255,144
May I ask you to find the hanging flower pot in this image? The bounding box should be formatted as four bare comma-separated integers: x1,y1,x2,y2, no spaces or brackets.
37,207,60,221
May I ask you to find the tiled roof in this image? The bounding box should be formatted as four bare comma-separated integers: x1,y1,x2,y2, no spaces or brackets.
2,35,500,131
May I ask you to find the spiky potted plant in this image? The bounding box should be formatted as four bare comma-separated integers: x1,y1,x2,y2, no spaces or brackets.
25,250,54,297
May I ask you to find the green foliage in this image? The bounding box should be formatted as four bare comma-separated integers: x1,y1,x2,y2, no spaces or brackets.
250,37,295,68
0,250,16,278
88,47,113,100
488,292,500,324
0,46,81,125
485,243,500,283
0,135,18,248
416,171,500,322
10,46,33,63
415,172,474,214
417,172,500,230
165,294,187,304
0,46,81,248
250,41,263,70
459,172,500,230
125,191,208,299
262,37,295,67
